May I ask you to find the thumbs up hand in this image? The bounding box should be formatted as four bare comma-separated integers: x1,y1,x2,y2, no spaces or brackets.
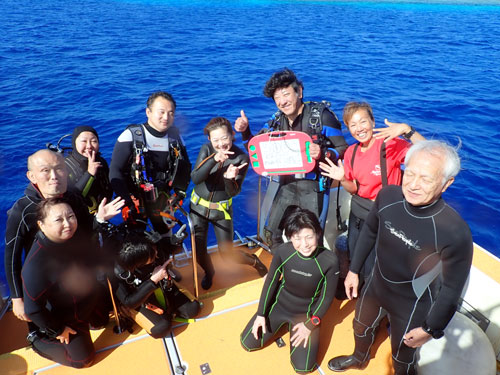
234,110,249,132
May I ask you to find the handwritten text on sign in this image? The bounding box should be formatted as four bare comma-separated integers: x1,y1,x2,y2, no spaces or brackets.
260,139,303,170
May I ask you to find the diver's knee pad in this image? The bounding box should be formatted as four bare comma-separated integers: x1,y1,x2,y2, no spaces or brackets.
150,319,171,339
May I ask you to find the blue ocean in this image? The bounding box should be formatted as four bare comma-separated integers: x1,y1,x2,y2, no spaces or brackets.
1,0,499,296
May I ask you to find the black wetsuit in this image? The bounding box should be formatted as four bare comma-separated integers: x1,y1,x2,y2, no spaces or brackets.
241,242,339,372
21,232,107,368
109,123,190,253
241,102,348,248
4,185,94,302
112,262,199,339
65,150,113,214
349,185,473,375
189,142,252,277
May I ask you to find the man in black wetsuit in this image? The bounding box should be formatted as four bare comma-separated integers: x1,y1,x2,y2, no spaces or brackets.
109,91,191,278
5,149,123,324
328,140,474,375
234,68,347,248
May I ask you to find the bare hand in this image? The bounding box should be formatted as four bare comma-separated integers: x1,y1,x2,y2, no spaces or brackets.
12,298,31,322
403,327,432,348
290,322,311,348
251,315,267,340
224,162,248,179
57,326,77,344
234,110,249,133
87,150,102,176
345,271,359,300
150,259,173,284
373,119,413,142
96,197,126,221
309,143,321,160
319,158,345,181
214,149,234,163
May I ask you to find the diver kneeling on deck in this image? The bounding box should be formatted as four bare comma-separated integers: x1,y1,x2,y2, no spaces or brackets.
241,207,339,373
190,117,267,290
112,232,200,338
22,198,114,368
327,140,473,375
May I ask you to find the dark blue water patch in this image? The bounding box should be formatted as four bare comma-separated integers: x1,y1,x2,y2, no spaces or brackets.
1,0,499,294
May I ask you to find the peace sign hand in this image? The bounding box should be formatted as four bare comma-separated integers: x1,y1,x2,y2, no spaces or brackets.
224,162,248,179
87,150,102,176
214,149,234,163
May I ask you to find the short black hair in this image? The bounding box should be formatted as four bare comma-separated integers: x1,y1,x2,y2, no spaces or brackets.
263,68,303,98
283,206,322,240
118,233,157,271
146,91,176,110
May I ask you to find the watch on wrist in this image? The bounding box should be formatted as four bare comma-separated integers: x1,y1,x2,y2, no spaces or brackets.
422,322,444,339
403,126,416,140
311,316,321,326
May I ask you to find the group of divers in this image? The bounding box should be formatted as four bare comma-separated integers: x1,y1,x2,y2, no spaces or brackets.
4,68,473,374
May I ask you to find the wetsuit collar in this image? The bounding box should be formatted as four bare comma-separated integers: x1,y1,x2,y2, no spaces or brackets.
25,183,44,201
37,230,73,249
295,246,319,260
403,196,446,217
144,122,168,138
29,183,65,200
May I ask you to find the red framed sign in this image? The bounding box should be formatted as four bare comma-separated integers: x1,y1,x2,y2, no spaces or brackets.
247,131,315,176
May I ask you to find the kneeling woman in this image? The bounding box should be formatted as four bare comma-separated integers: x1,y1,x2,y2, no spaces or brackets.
22,198,106,368
190,117,267,290
113,234,200,338
240,207,339,373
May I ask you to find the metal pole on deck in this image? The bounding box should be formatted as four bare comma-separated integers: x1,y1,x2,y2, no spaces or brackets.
175,205,199,299
257,175,262,238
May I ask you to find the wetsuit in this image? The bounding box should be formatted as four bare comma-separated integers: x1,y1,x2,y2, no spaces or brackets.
112,262,200,339
189,142,252,278
4,184,94,303
349,185,473,375
21,232,107,368
65,150,113,214
343,137,410,279
109,123,190,253
241,102,348,248
241,242,339,372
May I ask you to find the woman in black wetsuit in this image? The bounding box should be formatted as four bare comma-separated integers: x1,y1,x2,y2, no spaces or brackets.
190,117,267,290
65,126,113,214
240,207,339,373
22,197,108,368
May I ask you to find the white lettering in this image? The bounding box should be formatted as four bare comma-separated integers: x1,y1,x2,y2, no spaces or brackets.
384,221,421,251
291,269,312,277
